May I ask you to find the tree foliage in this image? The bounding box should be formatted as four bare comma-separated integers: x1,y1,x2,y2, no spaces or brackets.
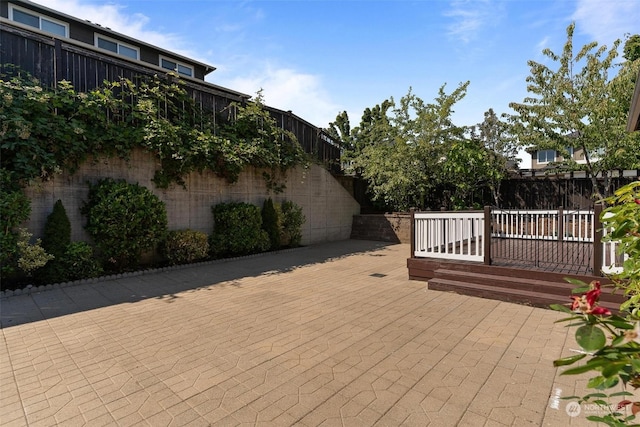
469,109,518,207
508,23,640,200
623,34,640,62
332,83,511,211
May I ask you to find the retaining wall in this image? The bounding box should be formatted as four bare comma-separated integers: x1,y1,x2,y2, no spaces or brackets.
24,149,360,246
350,213,411,243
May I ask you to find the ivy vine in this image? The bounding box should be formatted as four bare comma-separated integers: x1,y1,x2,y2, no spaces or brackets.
0,72,308,189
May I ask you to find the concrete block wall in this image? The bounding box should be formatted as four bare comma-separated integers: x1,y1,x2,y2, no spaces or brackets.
25,149,360,246
350,213,411,243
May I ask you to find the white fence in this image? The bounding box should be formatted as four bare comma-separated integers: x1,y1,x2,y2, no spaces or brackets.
413,211,484,262
413,208,625,274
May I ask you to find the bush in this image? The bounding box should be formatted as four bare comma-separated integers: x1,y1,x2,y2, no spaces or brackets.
279,200,305,247
81,178,167,271
161,229,209,265
262,198,281,250
16,229,54,277
210,202,269,257
42,199,71,258
37,241,103,284
58,242,103,281
0,169,31,275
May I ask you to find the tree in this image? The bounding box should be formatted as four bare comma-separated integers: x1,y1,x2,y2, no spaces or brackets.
469,109,519,207
327,110,352,153
623,34,640,62
354,84,469,211
508,23,640,200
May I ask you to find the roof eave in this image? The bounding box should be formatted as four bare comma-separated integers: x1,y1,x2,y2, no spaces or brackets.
11,0,218,74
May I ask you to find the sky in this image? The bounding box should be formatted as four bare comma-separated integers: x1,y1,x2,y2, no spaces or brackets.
36,0,640,168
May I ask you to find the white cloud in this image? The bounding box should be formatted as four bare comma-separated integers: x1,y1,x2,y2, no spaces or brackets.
445,0,503,43
31,0,341,128
572,0,640,49
219,64,341,128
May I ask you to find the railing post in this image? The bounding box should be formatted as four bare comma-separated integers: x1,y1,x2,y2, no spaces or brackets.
410,208,415,259
558,206,564,242
593,203,604,276
484,206,492,265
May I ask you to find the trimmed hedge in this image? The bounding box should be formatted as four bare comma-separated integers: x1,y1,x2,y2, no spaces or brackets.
81,178,168,271
210,202,269,257
161,229,210,265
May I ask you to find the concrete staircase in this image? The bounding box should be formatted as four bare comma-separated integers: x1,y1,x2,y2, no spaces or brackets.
425,262,625,313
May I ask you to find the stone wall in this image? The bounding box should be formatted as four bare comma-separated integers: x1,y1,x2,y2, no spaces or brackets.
25,149,360,246
350,213,411,243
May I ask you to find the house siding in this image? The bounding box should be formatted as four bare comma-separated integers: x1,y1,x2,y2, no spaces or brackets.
2,0,212,80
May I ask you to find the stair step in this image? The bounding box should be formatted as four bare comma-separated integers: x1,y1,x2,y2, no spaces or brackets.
428,277,621,312
432,261,604,284
432,268,623,304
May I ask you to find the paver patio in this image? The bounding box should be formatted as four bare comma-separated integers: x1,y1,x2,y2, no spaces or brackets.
0,240,604,426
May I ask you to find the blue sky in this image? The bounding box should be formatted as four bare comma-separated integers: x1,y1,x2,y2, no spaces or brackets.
40,0,640,167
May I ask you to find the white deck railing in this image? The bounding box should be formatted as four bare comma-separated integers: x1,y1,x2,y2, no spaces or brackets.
491,209,594,242
412,208,625,274
413,211,484,262
602,213,626,275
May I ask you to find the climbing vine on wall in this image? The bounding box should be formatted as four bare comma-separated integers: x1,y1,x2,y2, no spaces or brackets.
0,73,308,188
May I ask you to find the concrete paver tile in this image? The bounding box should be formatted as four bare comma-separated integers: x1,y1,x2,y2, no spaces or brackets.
0,241,593,426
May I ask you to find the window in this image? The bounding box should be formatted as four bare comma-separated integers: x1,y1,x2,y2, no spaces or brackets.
566,146,574,159
9,5,68,37
160,57,193,77
537,149,556,164
95,35,139,60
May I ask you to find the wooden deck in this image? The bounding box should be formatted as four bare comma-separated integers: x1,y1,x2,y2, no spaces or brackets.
490,238,594,275
409,207,626,310
407,256,625,312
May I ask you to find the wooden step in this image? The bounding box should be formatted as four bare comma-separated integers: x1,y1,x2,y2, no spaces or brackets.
432,268,624,304
428,277,622,313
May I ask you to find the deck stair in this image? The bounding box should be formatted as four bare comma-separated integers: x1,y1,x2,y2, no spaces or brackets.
424,262,625,312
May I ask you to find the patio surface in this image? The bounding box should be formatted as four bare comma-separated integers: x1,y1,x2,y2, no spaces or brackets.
0,240,602,426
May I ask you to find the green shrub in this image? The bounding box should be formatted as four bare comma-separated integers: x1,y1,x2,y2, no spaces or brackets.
42,199,71,258
58,242,103,281
37,241,103,284
81,178,168,271
279,200,305,247
161,229,209,265
210,202,269,257
16,229,54,277
262,198,281,250
39,199,72,283
0,169,31,275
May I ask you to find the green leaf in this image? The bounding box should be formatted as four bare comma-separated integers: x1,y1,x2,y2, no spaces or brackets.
554,353,587,367
550,304,574,314
583,392,608,399
587,376,605,388
609,391,634,397
576,325,607,351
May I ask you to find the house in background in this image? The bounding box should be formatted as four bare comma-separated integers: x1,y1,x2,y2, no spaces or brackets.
0,0,342,172
527,145,590,170
1,0,217,81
